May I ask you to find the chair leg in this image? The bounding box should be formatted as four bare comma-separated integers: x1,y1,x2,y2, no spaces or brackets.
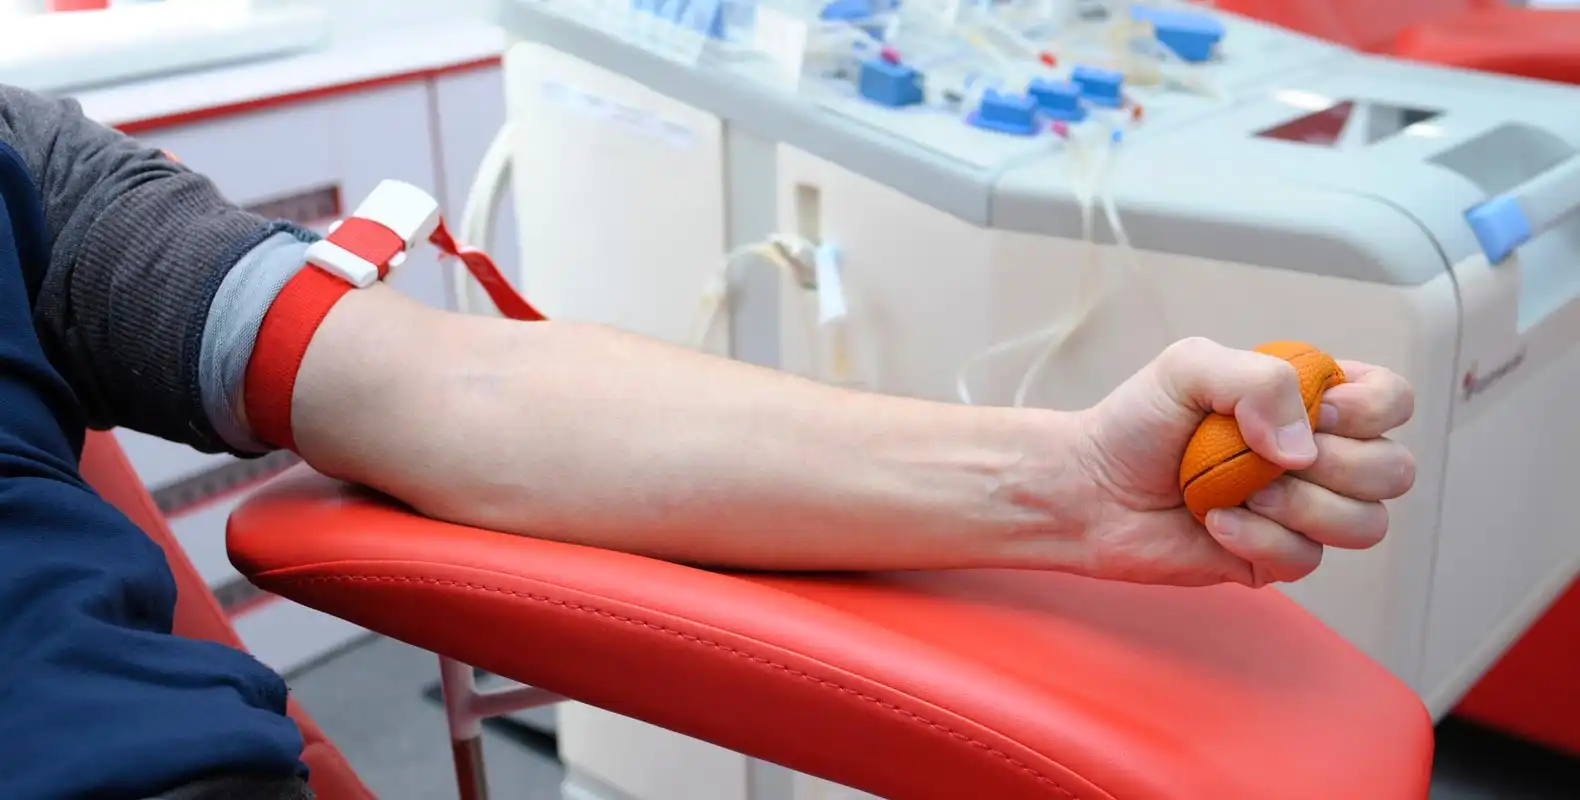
451,735,491,800
439,654,569,800
441,657,492,800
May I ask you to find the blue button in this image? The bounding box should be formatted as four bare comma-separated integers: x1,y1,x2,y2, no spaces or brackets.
1072,65,1124,108
858,59,925,107
1466,195,1532,264
1027,78,1087,122
1131,6,1225,63
968,90,1040,136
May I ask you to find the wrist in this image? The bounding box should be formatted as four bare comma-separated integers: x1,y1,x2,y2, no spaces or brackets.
966,406,1104,571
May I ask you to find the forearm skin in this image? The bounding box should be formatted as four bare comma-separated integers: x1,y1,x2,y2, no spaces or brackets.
290,286,1100,571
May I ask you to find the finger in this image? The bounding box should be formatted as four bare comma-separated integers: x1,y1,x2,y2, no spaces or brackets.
1244,476,1389,550
1156,337,1317,470
1205,507,1324,586
1318,362,1414,439
1295,434,1416,502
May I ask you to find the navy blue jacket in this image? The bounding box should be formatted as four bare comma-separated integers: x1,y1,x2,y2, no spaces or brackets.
0,141,305,797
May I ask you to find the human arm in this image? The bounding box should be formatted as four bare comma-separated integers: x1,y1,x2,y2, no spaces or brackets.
292,287,1416,583
4,83,1413,584
0,83,306,452
3,80,1071,573
290,285,1098,571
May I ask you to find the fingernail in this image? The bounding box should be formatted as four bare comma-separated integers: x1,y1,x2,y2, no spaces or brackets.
1318,403,1339,431
1276,421,1318,461
1208,508,1239,538
1249,482,1282,508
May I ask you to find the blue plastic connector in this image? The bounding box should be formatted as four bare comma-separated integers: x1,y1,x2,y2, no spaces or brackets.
1072,65,1124,108
1027,78,1086,122
1130,6,1225,64
1465,194,1532,265
968,90,1040,136
858,59,925,107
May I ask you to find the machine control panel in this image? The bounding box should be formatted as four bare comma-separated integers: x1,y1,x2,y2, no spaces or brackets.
513,0,1348,174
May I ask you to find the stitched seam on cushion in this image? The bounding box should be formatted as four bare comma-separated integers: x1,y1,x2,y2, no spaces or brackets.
275,573,1081,798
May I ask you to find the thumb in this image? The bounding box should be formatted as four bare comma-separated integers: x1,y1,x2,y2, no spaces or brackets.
1154,338,1319,470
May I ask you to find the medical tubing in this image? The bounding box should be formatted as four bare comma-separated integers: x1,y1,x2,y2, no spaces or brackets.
969,5,1043,61
953,124,1105,407
1010,128,1173,408
688,238,835,381
1097,142,1171,346
1009,126,1107,407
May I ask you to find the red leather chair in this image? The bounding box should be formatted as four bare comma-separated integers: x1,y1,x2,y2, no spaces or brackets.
1216,0,1580,85
79,433,375,800
208,443,1437,798
82,427,1434,798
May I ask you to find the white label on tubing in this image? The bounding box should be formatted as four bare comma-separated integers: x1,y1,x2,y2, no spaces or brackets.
814,243,847,324
752,6,810,91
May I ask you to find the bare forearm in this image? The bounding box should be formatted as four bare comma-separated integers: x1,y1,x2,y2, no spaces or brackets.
291,288,1095,570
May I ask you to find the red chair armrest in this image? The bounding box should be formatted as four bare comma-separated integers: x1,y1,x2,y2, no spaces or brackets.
1395,8,1580,85
229,468,1433,800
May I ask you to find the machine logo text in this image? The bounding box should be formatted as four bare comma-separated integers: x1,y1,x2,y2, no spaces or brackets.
1462,348,1526,402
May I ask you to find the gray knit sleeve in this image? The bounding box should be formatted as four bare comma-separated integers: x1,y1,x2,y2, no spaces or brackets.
0,83,295,454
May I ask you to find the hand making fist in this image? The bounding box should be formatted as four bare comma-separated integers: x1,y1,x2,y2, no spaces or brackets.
1074,337,1416,588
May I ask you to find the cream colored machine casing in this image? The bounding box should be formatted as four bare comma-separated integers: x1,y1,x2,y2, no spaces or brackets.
487,1,1580,797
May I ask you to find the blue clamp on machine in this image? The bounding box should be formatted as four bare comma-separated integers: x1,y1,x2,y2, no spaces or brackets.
859,59,925,107
1130,5,1226,63
1071,65,1124,108
1027,78,1087,122
1464,154,1580,265
1465,195,1531,265
967,89,1040,136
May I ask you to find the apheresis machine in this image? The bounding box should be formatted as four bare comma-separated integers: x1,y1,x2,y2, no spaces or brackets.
468,0,1580,720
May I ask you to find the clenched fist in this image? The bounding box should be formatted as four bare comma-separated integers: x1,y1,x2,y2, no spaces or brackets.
1071,338,1416,587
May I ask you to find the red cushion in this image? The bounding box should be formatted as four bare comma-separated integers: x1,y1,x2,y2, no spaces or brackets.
229,467,1434,799
1456,577,1580,757
1394,9,1580,86
1213,0,1500,51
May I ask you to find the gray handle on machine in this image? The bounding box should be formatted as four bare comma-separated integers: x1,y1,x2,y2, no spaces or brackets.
1466,151,1580,264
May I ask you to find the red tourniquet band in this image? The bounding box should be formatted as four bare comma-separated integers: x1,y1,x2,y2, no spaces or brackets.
244,268,354,452
431,222,545,323
245,211,543,453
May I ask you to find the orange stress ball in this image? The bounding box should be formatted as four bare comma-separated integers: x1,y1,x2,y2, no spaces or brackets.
1178,341,1346,523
